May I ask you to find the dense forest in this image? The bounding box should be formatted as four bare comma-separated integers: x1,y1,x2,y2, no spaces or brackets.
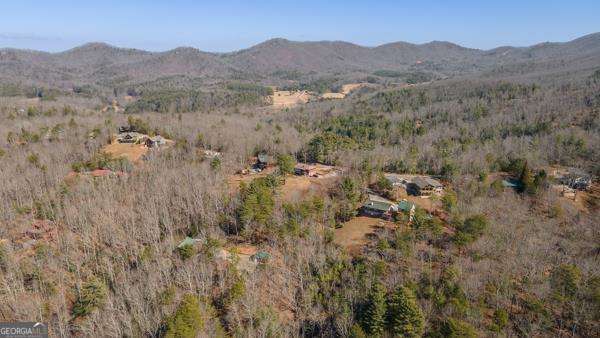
0,42,598,337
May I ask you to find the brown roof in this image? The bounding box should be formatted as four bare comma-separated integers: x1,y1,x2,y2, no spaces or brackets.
412,177,443,189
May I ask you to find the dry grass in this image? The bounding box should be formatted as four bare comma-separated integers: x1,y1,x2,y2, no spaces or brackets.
341,83,367,95
320,92,345,100
271,90,312,107
334,216,396,254
279,175,337,202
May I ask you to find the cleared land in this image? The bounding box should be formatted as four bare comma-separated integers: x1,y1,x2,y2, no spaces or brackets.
320,92,345,100
334,216,396,254
279,175,337,202
341,83,368,95
227,165,339,202
271,90,312,107
227,166,278,192
101,142,148,162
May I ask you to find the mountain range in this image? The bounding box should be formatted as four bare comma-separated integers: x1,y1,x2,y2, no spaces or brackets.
1,32,599,91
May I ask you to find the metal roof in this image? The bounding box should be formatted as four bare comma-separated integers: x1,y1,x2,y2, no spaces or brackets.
412,177,443,189
363,199,395,212
397,200,415,212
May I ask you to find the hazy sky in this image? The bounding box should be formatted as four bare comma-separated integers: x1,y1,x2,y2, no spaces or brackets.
1,0,598,52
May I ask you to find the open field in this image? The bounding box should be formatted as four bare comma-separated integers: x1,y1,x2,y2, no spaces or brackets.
320,92,345,100
227,165,339,202
279,174,337,202
101,142,148,162
334,216,396,254
271,90,312,107
341,83,370,95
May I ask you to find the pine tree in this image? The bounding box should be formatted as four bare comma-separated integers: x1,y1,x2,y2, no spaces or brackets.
165,294,204,338
519,160,533,193
387,286,425,337
362,282,387,336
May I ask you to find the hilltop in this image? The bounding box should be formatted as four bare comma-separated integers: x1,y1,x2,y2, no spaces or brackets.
1,33,599,91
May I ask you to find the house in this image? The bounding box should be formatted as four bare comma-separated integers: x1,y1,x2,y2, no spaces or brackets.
502,178,521,189
255,153,271,170
361,196,397,219
202,149,221,159
397,200,416,222
294,163,317,176
560,169,592,190
116,132,144,144
251,251,271,263
118,125,138,133
151,135,167,146
408,177,444,197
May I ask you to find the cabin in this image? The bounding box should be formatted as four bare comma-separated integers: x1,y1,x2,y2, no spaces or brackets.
294,163,318,176
560,169,592,190
361,197,397,219
255,153,271,170
116,132,144,143
118,125,138,133
202,149,221,159
408,177,444,197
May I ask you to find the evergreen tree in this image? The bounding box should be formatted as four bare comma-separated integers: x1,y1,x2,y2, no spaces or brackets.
439,318,477,338
165,294,204,338
387,286,425,337
519,160,533,193
362,282,388,336
277,154,296,175
375,173,394,199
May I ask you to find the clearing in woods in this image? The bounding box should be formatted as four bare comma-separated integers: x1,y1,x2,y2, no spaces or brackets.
334,216,397,254
341,83,367,95
320,92,345,100
227,167,339,203
279,175,337,202
271,90,311,107
102,142,148,163
227,166,278,193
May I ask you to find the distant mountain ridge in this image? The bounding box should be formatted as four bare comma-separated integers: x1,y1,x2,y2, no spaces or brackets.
1,33,599,91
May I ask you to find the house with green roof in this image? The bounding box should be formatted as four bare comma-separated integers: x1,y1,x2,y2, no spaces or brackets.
361,196,397,219
397,199,416,222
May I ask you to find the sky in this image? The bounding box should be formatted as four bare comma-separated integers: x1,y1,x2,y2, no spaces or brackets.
1,0,598,52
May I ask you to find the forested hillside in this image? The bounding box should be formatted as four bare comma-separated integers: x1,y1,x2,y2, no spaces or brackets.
0,34,598,337
1,33,599,93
